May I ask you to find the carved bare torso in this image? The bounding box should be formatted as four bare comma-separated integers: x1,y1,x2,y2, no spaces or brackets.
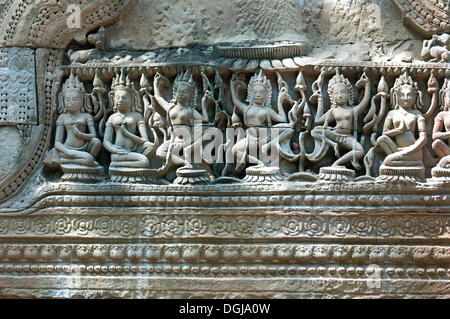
387,109,419,148
435,111,450,136
332,107,354,134
244,105,271,127
168,104,195,126
108,112,143,150
57,113,93,149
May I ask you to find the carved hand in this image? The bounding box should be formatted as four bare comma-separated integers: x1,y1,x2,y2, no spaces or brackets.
433,131,450,141
72,124,92,140
385,121,406,136
231,73,245,88
114,146,129,156
119,123,128,134
154,72,162,86
154,72,169,89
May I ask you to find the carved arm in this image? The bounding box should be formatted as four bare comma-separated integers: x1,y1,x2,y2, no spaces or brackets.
54,123,65,149
153,72,171,114
432,114,450,140
119,123,148,146
72,122,95,141
382,112,406,137
103,126,127,155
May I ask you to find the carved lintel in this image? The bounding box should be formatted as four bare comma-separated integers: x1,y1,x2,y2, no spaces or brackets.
392,0,449,37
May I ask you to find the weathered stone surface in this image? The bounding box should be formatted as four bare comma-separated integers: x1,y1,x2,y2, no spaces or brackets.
107,0,419,50
0,47,37,126
0,0,449,299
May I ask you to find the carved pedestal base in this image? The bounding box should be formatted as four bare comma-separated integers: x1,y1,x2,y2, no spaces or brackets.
431,167,450,181
173,167,210,185
243,166,284,183
61,164,104,182
109,168,156,183
318,166,355,182
378,165,425,183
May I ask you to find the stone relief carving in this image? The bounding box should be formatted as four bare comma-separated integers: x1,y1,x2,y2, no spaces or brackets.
307,70,370,181
0,0,136,204
0,0,136,49
39,63,450,186
0,47,38,184
0,47,37,133
223,70,299,182
373,72,437,182
153,69,212,184
432,77,450,178
104,72,158,183
422,33,450,63
45,73,103,182
392,0,449,37
1,0,450,300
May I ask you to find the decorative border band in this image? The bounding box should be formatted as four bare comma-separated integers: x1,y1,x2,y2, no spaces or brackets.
0,211,448,240
0,244,449,267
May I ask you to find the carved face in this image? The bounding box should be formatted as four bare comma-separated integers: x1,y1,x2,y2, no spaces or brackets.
64,88,83,113
114,89,132,112
176,82,192,104
398,85,416,109
332,83,350,106
252,84,268,105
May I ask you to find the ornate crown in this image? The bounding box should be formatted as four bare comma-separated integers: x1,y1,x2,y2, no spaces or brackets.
172,69,198,106
62,72,85,95
247,70,272,107
328,69,354,106
111,71,135,92
174,69,195,86
393,71,418,89
109,71,141,113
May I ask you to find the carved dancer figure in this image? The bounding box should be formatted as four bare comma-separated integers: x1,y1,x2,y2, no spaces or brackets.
104,72,157,182
375,72,438,182
307,70,370,174
153,70,211,184
432,78,450,176
223,70,296,181
49,72,103,181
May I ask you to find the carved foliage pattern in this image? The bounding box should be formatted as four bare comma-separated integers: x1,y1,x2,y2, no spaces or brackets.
0,214,448,239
